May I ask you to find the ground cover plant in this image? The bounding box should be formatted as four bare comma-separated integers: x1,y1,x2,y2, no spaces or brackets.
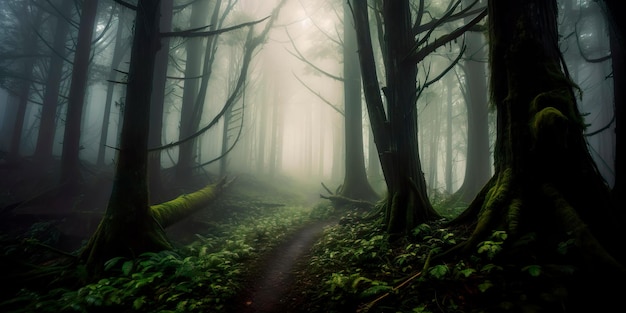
1,174,622,313
285,200,613,313
0,175,332,313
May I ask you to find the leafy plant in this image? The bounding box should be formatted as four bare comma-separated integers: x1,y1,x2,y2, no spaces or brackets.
477,230,507,259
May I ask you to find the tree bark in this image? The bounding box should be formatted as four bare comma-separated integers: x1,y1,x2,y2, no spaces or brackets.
7,3,41,163
452,10,491,202
81,0,167,274
382,1,441,234
60,0,99,189
97,8,130,167
34,0,72,166
340,1,378,202
446,0,623,275
175,0,210,181
602,0,624,218
352,0,441,235
148,0,174,200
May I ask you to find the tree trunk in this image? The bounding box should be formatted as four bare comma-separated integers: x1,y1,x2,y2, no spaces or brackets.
1,95,18,150
339,1,378,202
381,1,440,234
175,0,210,181
446,0,623,277
60,0,98,189
81,0,167,274
602,0,624,217
255,79,269,174
269,88,281,177
148,0,173,200
445,77,454,194
34,0,72,166
219,97,233,177
447,0,492,204
352,0,440,235
97,8,129,167
8,68,33,163
8,4,41,163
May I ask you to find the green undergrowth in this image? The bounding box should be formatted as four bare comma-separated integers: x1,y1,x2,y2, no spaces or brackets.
290,204,595,313
0,182,333,313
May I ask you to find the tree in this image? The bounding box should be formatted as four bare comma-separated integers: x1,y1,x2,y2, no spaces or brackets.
442,1,624,308
174,0,210,182
97,6,131,167
452,0,492,203
80,0,166,274
4,1,43,163
60,0,99,189
351,1,485,234
80,0,288,274
34,0,73,166
339,1,378,202
148,0,174,199
601,0,624,216
287,1,378,202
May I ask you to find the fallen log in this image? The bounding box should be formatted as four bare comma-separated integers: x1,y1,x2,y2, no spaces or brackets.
152,176,234,228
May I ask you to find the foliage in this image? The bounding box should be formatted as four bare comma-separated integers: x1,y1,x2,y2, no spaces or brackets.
294,210,589,313
0,175,613,313
0,202,318,313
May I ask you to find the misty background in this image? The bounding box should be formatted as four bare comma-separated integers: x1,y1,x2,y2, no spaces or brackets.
0,0,615,196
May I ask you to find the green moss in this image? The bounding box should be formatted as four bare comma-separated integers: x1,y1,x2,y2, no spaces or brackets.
483,168,512,214
507,198,522,235
530,106,569,150
468,168,513,249
151,182,219,228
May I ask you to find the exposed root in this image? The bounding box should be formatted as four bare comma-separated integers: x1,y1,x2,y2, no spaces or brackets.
460,168,513,254
543,183,626,274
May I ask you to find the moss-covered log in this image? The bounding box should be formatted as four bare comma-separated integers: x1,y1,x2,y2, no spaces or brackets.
151,178,228,228
80,178,229,275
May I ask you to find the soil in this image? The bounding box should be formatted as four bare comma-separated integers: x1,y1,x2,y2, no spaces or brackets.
231,218,337,313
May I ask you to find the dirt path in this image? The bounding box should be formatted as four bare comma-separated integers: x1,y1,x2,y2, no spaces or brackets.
234,219,337,313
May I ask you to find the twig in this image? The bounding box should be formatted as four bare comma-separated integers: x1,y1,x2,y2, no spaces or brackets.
357,251,433,312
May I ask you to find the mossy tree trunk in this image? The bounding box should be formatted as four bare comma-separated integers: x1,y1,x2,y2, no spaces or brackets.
447,0,624,272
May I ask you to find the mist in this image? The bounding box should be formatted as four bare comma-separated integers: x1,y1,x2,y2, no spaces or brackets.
0,0,615,191
0,0,621,312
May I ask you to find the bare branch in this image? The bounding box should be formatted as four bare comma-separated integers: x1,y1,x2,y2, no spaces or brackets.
284,28,343,82
292,72,344,116
161,16,269,38
406,8,486,65
113,0,137,10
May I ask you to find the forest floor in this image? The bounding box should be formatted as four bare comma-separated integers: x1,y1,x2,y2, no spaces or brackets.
229,218,338,313
2,158,624,312
0,158,347,312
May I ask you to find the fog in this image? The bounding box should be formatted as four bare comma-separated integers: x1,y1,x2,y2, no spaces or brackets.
0,1,621,311
0,0,616,192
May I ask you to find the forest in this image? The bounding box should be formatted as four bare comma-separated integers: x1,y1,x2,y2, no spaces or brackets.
0,0,623,312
